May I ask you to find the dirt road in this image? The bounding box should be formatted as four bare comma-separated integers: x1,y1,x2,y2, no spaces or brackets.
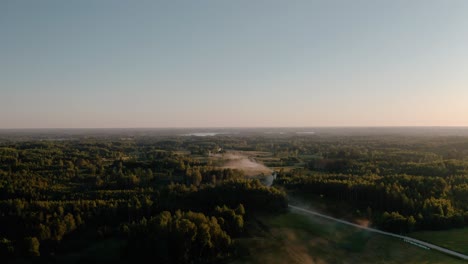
288,204,468,261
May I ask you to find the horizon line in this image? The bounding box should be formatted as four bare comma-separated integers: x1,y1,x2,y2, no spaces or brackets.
1,126,468,130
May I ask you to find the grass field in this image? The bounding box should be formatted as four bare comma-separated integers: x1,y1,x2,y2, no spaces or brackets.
56,238,126,264
410,228,468,255
232,212,465,264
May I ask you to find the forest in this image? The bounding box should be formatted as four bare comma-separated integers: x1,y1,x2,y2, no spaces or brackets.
0,129,467,263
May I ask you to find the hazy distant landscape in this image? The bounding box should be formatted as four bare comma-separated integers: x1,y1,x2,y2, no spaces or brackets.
1,128,468,263
2,127,468,141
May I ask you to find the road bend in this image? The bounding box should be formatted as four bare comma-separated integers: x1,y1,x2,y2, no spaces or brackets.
288,204,468,261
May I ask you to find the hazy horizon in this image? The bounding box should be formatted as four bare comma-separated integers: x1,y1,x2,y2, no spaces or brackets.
1,125,468,130
2,0,468,128
7,124,468,130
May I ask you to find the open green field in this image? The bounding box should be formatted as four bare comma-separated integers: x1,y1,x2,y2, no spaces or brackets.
410,228,468,255
233,212,465,264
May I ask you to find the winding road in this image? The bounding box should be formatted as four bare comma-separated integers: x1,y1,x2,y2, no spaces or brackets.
288,204,468,261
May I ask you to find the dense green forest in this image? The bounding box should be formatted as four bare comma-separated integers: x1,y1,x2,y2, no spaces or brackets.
1,129,467,262
272,135,468,233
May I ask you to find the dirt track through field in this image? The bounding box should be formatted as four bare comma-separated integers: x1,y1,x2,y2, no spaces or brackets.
288,204,468,261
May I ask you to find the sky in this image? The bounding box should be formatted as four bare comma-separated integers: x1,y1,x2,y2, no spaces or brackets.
1,0,468,128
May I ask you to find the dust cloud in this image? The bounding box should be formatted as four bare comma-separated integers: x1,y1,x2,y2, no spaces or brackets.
214,152,272,177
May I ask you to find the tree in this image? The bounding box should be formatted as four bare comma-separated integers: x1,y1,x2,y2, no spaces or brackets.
24,237,40,256
64,213,76,232
0,238,14,258
407,215,416,232
236,204,246,216
193,170,202,186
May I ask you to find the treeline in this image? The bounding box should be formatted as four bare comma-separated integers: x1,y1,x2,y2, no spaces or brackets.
0,179,286,260
161,179,287,213
124,205,245,263
307,157,468,177
277,172,468,232
0,139,287,262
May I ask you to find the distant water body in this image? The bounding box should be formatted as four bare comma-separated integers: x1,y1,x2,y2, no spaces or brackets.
296,131,315,135
181,132,220,137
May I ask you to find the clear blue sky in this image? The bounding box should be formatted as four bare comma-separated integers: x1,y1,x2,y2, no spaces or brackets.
1,0,468,128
